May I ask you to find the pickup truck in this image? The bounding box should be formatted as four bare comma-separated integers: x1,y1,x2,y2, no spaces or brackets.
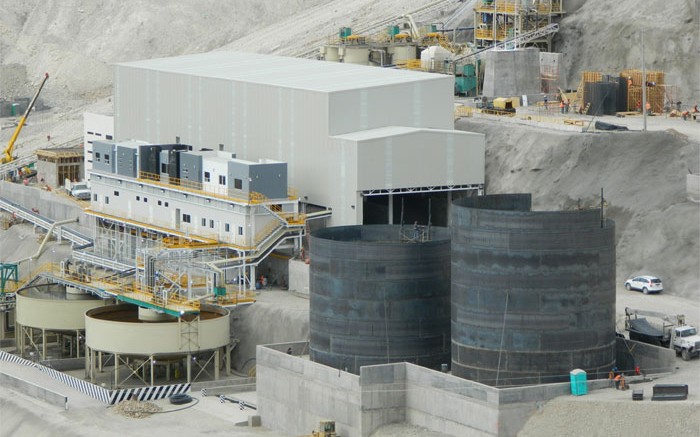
70,183,91,200
673,325,700,361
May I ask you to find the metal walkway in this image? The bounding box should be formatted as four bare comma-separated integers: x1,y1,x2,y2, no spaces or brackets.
0,195,92,247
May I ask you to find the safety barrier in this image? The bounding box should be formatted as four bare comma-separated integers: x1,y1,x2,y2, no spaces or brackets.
0,351,191,405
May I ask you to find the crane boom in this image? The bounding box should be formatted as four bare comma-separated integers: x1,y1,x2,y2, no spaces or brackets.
1,73,50,164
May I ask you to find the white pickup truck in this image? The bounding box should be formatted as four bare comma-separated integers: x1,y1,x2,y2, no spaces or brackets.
69,183,91,200
673,325,700,361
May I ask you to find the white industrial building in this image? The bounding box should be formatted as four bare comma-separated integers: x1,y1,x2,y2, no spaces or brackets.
112,51,485,226
83,112,114,181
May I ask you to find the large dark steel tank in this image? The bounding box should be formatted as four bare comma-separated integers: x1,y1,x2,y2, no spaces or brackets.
451,194,616,386
309,224,451,374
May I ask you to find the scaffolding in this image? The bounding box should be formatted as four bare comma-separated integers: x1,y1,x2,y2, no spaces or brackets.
473,0,564,51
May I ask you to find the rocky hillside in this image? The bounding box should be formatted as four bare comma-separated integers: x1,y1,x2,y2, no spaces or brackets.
457,119,700,299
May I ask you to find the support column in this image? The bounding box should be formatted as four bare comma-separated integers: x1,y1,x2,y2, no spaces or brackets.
114,353,119,388
90,348,96,383
446,191,453,227
98,351,103,373
166,362,171,382
76,330,81,358
225,344,232,375
150,355,155,386
186,353,192,383
42,328,46,360
214,349,220,380
388,194,394,224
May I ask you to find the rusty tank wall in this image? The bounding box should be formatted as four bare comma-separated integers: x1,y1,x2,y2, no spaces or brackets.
451,194,616,386
309,225,451,374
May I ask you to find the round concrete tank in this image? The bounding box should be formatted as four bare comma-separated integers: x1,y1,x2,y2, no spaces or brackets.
341,46,370,65
309,225,451,374
85,304,229,356
451,194,616,386
389,44,418,64
323,45,340,62
17,284,109,331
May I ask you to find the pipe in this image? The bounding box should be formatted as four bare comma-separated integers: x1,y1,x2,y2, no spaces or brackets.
16,217,79,264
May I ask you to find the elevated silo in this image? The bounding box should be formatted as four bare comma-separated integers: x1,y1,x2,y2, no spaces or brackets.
451,194,616,386
310,225,451,374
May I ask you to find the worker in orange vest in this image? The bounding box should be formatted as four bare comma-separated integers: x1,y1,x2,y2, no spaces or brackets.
559,100,565,114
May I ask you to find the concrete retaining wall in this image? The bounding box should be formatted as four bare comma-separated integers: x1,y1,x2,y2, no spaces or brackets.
258,344,610,437
687,173,700,202
257,343,362,437
0,371,68,409
616,337,677,374
0,181,89,224
288,258,310,295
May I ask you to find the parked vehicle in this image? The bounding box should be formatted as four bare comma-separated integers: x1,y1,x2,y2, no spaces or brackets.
70,183,91,200
625,308,700,360
624,275,663,294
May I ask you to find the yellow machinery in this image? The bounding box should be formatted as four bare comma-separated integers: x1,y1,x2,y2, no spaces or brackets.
1,73,50,165
301,420,338,437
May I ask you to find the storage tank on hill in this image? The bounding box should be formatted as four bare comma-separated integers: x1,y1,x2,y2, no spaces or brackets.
309,225,451,374
451,194,616,386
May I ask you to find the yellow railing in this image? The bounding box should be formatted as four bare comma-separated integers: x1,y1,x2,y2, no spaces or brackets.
138,171,254,204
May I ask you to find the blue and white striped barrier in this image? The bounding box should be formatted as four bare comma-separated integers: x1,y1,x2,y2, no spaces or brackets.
109,383,191,405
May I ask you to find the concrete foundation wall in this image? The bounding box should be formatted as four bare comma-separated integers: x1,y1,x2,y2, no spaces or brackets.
257,344,362,437
0,181,92,227
616,338,677,374
687,173,700,202
482,48,541,98
288,258,310,295
258,345,611,437
0,371,67,409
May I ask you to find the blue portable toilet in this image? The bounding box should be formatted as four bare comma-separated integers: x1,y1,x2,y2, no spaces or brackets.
570,369,588,396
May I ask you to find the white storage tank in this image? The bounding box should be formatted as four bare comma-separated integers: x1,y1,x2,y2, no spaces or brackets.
420,46,452,72
321,45,340,62
389,45,418,64
340,46,369,65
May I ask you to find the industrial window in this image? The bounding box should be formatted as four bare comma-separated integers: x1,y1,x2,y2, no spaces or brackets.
87,131,94,135
161,163,167,173
182,214,191,223
238,226,243,235
225,223,230,232
106,135,113,140
164,202,169,207
158,200,162,206
209,219,214,228
136,196,140,201
201,218,206,226
234,178,242,190
95,152,101,161
219,175,226,185
143,197,148,203
105,196,109,204
113,191,119,196
204,171,211,183
219,144,224,151
93,194,97,201
104,154,110,164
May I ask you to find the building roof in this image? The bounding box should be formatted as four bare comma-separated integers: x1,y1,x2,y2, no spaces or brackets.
115,51,448,93
332,126,477,141
36,147,84,159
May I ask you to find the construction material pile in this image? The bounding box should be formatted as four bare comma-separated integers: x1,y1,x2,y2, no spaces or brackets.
112,399,162,419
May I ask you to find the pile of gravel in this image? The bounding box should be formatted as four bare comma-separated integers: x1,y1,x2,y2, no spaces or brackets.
112,399,162,419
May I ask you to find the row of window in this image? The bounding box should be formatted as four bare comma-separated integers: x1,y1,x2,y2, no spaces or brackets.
86,132,113,140
94,152,110,164
96,193,243,235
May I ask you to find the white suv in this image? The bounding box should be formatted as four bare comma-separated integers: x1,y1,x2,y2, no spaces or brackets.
624,275,663,294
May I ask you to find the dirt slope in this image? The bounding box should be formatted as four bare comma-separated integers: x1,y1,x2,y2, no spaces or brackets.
457,119,700,299
556,0,700,103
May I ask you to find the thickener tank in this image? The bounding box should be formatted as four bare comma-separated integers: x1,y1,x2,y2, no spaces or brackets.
451,194,616,386
309,225,451,374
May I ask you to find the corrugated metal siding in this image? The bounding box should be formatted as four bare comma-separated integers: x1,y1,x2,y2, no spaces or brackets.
355,130,484,190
